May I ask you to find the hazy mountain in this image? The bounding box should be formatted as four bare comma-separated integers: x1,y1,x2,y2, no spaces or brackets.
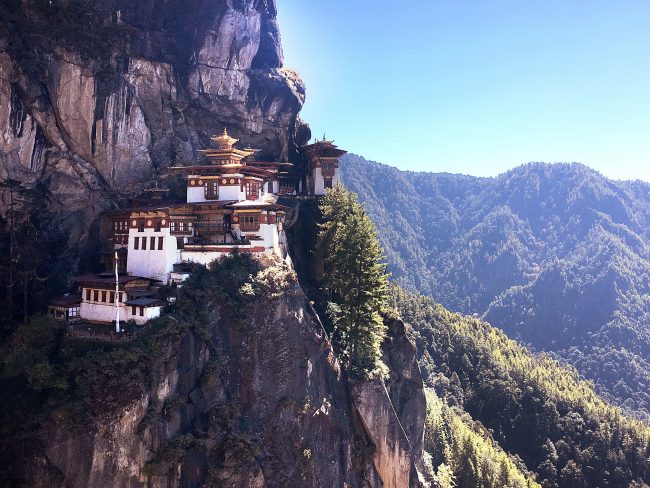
342,154,650,418
390,286,650,488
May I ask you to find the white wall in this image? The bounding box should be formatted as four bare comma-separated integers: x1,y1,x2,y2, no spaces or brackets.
314,168,325,195
313,167,340,195
332,169,342,187
187,185,206,203
219,184,245,201
259,222,280,255
80,302,125,323
124,305,160,324
126,228,179,283
80,301,160,325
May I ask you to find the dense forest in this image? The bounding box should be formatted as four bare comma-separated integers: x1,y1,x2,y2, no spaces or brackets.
342,155,650,419
388,286,650,488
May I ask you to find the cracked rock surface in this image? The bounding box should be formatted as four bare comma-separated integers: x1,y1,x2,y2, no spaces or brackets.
0,0,308,251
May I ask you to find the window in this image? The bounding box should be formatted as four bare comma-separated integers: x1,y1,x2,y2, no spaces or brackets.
205,181,219,200
131,306,136,316
110,291,115,303
239,214,260,231
69,307,79,317
101,291,107,303
324,178,333,189
142,237,147,250
93,290,99,302
150,236,156,249
138,221,144,232
171,221,192,235
134,237,140,250
245,181,260,200
158,237,164,250
85,289,91,301
155,220,161,232
139,307,144,316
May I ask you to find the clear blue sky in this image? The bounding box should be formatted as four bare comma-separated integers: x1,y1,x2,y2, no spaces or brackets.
276,0,650,181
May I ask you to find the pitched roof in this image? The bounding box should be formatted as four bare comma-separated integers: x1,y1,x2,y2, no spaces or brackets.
124,298,160,307
73,274,158,287
49,295,82,307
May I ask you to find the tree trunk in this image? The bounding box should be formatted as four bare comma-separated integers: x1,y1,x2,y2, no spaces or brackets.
23,276,29,324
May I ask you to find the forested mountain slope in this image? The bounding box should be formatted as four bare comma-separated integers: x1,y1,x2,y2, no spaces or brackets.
342,155,650,418
389,287,650,488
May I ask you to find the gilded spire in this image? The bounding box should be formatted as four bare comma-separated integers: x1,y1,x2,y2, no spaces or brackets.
211,127,238,149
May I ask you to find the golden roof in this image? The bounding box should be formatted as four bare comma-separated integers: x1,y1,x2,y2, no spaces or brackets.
211,128,238,149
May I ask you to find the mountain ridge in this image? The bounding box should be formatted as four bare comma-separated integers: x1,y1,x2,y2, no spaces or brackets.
345,154,650,184
341,153,650,419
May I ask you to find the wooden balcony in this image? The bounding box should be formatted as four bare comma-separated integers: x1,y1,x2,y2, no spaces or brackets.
194,221,228,236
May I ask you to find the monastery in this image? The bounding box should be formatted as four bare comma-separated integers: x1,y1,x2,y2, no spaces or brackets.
49,130,346,328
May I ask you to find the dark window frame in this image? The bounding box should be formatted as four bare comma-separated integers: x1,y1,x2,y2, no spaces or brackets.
239,214,261,232
205,181,219,200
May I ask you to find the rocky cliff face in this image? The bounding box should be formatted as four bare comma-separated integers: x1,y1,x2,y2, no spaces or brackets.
10,263,426,487
0,0,308,246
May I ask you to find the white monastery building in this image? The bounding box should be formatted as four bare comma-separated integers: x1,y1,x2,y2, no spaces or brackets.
50,130,347,326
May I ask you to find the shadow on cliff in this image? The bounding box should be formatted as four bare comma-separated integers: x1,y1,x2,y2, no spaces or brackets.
0,250,429,487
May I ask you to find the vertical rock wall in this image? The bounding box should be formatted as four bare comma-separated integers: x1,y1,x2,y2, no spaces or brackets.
0,0,308,248
17,275,425,487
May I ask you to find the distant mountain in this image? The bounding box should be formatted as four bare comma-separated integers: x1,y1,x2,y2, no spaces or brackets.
390,286,650,488
342,154,650,418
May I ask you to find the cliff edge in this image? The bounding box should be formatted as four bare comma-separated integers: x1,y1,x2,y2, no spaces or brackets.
1,256,427,487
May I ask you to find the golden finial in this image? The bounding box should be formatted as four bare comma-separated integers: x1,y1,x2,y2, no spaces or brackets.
211,127,238,149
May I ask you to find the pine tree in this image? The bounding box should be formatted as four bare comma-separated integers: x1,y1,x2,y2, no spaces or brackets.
318,184,389,379
0,179,64,328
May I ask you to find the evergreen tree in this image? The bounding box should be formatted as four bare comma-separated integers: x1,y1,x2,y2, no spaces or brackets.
0,179,67,330
318,184,389,379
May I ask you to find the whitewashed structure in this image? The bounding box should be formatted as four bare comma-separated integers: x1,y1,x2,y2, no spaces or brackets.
74,274,162,325
106,130,296,284
302,138,346,195
51,131,347,326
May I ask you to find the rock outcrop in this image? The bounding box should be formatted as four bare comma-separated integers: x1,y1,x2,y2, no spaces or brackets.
10,265,426,487
0,0,308,248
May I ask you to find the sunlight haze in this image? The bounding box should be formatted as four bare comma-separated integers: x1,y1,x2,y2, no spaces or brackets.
277,0,650,182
